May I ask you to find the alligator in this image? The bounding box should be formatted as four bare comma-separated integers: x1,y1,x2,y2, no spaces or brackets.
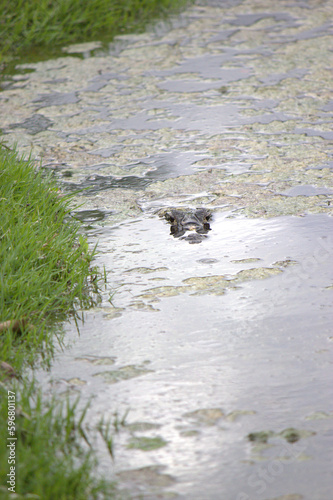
162,208,212,244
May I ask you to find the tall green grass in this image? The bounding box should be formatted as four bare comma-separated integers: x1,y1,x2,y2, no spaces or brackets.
0,381,116,499
0,0,190,63
0,144,115,498
0,144,101,370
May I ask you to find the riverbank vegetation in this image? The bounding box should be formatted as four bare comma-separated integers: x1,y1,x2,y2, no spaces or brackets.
0,0,190,66
0,144,101,370
0,381,116,499
0,143,114,498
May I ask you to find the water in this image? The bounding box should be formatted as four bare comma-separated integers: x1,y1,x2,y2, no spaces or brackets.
2,0,333,497
38,212,333,499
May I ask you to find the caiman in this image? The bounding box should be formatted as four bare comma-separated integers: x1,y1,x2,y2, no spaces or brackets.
162,208,212,244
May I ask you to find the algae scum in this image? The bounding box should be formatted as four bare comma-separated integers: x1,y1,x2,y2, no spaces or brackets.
2,0,333,498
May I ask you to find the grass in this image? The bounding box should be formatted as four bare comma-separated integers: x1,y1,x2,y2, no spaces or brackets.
0,144,101,371
0,381,116,500
0,143,115,498
0,0,190,65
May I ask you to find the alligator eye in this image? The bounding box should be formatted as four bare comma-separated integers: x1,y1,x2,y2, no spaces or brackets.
165,213,175,223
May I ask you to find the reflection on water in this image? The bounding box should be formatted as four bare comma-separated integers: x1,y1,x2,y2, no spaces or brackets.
37,212,333,499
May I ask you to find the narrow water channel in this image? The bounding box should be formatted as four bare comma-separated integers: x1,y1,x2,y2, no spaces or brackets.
2,0,332,498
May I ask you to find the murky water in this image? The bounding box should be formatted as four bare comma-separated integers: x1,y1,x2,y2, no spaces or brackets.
2,0,333,498
40,212,333,499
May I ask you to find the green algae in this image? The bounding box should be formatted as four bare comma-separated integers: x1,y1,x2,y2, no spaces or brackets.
2,6,332,222
127,436,168,451
231,258,262,264
125,266,169,274
126,421,162,432
273,260,298,269
248,428,316,445
93,364,153,384
117,465,175,488
139,266,282,300
66,377,87,386
75,356,116,366
225,410,256,422
183,408,225,426
305,411,333,420
179,429,200,437
248,431,275,444
183,408,256,427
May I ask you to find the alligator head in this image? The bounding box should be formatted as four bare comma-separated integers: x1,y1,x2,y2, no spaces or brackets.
163,208,212,243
